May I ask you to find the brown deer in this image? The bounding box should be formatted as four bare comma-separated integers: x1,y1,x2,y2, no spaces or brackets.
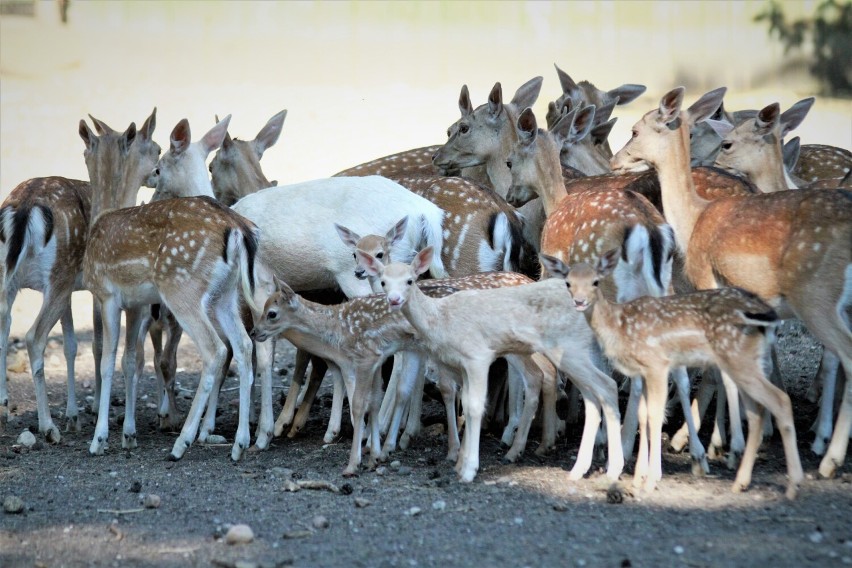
548,248,803,499
612,86,852,479
81,116,260,462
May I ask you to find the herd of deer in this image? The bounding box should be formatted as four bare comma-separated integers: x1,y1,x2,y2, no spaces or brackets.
1,65,850,501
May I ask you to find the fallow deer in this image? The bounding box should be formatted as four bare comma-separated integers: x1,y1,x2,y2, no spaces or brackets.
334,146,449,178
360,246,624,483
210,110,287,206
612,86,852,479
548,248,803,499
250,270,556,476
432,78,547,250
81,116,259,462
505,106,710,473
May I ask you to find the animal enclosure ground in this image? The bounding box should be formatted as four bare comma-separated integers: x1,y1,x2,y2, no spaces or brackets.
1,321,850,568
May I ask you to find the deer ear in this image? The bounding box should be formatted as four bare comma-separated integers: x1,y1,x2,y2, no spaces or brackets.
510,76,543,109
686,87,727,127
517,107,538,144
594,98,618,124
554,63,578,95
386,216,409,248
607,83,645,105
79,119,97,150
754,103,780,135
550,106,577,147
255,109,287,157
334,223,361,249
487,82,504,117
200,114,231,156
356,248,383,277
779,97,814,138
657,87,685,125
275,277,298,306
539,253,570,279
704,118,735,139
119,122,137,155
140,107,157,141
412,246,434,277
783,136,801,173
597,248,621,276
170,119,191,155
567,105,596,145
590,118,617,147
459,84,473,117
88,114,115,135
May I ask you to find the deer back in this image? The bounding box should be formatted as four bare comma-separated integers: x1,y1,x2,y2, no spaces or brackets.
793,144,852,187
334,146,446,178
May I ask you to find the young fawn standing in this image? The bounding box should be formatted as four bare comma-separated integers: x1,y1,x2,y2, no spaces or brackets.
546,248,803,499
359,246,623,483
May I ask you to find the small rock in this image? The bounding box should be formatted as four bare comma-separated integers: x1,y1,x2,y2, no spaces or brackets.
225,524,254,545
673,546,684,555
424,423,445,437
513,517,524,525
375,466,387,476
406,506,422,517
389,460,402,471
109,471,118,478
397,466,412,476
809,530,824,544
606,483,625,504
278,367,289,376
7,351,28,373
283,529,313,539
204,435,227,445
354,498,371,508
16,431,36,448
311,515,329,530
47,339,62,350
3,496,24,514
143,494,161,509
129,481,142,493
432,500,446,511
235,562,260,568
552,502,569,512
340,483,354,495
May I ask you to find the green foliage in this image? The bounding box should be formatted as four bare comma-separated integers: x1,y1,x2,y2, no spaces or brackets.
755,0,852,97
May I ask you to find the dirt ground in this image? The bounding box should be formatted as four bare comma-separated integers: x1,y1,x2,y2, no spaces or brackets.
1,318,850,568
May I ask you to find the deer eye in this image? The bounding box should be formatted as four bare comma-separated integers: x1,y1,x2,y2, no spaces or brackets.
267,309,278,321
460,124,470,134
631,130,638,138
353,253,357,259
721,141,733,151
407,279,413,285
446,128,452,138
380,281,385,288
376,252,384,259
565,282,571,289
506,160,512,170
593,280,599,287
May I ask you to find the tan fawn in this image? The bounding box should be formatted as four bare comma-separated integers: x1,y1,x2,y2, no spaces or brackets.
359,246,624,483
612,86,852,479
81,115,260,462
546,248,804,499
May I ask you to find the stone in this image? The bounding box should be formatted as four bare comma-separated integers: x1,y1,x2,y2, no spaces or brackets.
312,515,329,529
225,524,254,545
143,494,161,509
3,496,24,514
16,431,36,448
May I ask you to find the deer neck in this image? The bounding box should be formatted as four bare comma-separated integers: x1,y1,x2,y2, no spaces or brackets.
538,141,570,217
586,290,626,357
400,283,441,339
89,163,148,224
485,107,522,198
278,300,348,359
751,142,796,192
653,122,708,256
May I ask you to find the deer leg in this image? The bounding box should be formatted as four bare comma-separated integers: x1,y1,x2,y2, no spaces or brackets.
621,375,643,461
500,362,523,448
167,300,228,461
198,353,228,444
437,369,461,463
811,350,839,455
457,362,490,482
378,353,403,437
671,372,714,452
344,366,370,476
27,286,71,444
118,308,145,449
634,388,650,490
643,369,670,493
366,365,386,469
0,282,17,434
91,302,103,414
253,336,275,450
503,355,542,463
719,372,745,469
400,353,427,450
159,312,182,430
671,366,709,475
288,358,326,438
381,352,420,459
276,348,309,436
535,355,558,456
90,298,121,455
322,366,345,444
59,305,80,433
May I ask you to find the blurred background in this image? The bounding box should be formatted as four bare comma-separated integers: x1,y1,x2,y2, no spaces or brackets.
1,0,851,334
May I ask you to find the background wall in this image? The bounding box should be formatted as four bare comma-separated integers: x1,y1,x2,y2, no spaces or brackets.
1,0,850,333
